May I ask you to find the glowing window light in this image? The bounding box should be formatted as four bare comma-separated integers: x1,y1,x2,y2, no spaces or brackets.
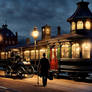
43,28,45,32
40,48,46,59
77,21,83,29
1,52,5,55
72,43,80,58
12,49,19,52
40,48,46,52
61,44,70,58
0,34,3,42
85,21,91,30
46,28,50,34
72,22,76,30
82,42,90,59
24,50,30,53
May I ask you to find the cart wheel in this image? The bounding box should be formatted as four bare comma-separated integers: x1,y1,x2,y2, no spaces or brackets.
5,70,12,77
16,66,25,78
26,66,34,78
16,71,23,78
5,66,12,77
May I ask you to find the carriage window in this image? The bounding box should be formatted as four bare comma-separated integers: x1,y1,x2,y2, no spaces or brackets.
31,50,38,60
82,42,90,59
1,52,5,59
24,50,30,61
61,44,70,58
40,49,47,59
31,50,35,59
77,21,83,29
72,43,80,58
36,50,38,59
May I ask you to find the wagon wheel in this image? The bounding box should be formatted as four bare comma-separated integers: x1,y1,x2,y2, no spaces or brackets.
16,67,24,78
26,66,34,78
5,66,12,77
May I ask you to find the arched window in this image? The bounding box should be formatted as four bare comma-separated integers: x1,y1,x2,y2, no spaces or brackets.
72,43,80,58
77,21,83,29
61,43,70,58
71,22,76,30
40,49,46,59
82,42,90,58
85,21,91,30
24,50,31,61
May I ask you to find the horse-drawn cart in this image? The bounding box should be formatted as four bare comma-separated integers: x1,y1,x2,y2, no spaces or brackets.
4,59,34,78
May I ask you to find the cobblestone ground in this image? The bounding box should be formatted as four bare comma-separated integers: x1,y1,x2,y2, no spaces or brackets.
0,70,92,92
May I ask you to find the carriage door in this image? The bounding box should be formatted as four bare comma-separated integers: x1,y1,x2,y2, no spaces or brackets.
50,47,58,70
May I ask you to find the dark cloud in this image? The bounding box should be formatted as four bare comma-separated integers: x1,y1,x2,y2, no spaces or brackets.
0,0,92,41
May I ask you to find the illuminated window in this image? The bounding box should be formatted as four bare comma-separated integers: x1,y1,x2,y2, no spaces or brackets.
82,42,90,58
36,50,38,59
77,21,83,29
72,43,80,58
31,50,35,59
24,50,30,61
40,49,47,59
61,43,70,58
43,28,45,32
46,28,50,34
1,52,5,59
31,50,38,60
72,22,76,30
85,21,91,30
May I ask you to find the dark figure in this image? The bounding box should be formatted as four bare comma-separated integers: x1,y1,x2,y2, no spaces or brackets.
40,53,50,87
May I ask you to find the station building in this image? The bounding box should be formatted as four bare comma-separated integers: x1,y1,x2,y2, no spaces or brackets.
1,1,92,70
0,24,18,59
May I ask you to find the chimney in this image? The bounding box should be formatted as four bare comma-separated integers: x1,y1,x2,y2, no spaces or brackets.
26,38,30,45
15,32,18,44
57,26,61,36
16,32,18,37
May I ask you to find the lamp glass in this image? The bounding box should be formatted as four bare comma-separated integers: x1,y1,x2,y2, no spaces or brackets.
32,28,39,40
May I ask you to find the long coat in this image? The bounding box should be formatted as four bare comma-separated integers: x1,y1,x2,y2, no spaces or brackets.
40,58,50,76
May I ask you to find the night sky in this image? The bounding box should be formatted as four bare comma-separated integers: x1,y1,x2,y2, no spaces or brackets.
0,0,92,41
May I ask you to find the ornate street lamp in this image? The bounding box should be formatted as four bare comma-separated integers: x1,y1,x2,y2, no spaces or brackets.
32,26,39,66
31,26,39,85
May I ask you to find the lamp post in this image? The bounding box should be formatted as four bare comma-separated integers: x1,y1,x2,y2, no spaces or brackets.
32,26,39,85
32,26,39,66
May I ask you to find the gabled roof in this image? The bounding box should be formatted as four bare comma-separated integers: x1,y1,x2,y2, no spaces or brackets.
67,1,92,22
